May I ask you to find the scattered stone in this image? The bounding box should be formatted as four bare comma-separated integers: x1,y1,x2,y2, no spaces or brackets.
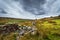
0,24,38,37
0,24,19,34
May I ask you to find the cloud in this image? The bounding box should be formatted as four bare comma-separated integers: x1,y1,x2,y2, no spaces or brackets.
20,0,46,15
0,8,7,14
0,0,35,19
0,0,60,19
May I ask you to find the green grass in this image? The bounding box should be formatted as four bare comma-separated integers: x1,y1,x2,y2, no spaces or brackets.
0,16,60,40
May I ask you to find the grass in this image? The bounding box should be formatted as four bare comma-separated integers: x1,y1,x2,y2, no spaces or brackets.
0,16,60,40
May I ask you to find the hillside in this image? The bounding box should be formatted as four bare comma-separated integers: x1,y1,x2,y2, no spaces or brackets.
0,17,34,26
0,16,60,40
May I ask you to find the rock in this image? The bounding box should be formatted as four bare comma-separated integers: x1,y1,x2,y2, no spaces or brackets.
22,27,27,30
0,24,19,34
19,30,25,36
31,31,37,35
27,27,32,31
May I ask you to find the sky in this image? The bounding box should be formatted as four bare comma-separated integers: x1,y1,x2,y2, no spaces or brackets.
0,0,60,19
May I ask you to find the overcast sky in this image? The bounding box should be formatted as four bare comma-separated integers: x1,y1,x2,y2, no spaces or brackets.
0,0,60,19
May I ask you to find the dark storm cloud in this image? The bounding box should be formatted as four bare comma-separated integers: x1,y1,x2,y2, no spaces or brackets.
0,8,7,14
19,0,46,15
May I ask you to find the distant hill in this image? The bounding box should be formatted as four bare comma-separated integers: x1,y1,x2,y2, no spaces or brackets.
0,17,34,20
0,17,34,26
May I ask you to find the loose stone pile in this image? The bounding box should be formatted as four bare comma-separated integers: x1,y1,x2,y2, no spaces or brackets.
0,24,37,36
